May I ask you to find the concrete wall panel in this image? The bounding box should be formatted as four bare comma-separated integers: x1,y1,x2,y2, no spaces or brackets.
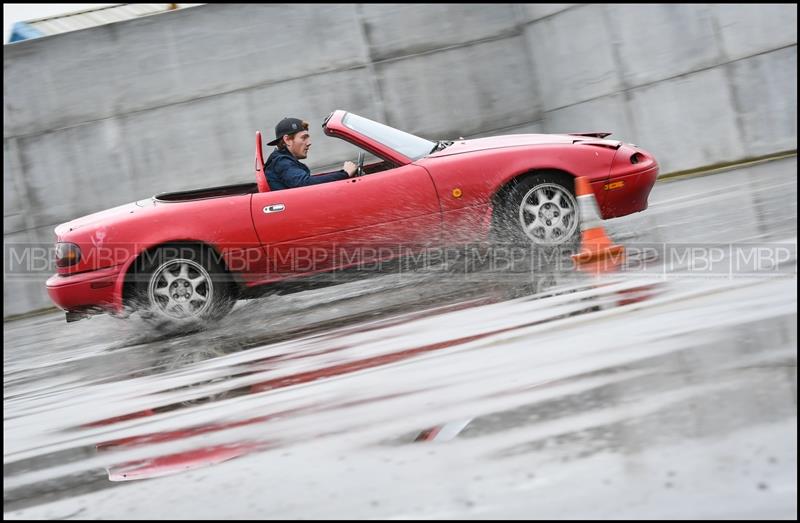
3,37,91,138
4,139,27,234
3,226,58,317
3,4,367,137
523,5,619,110
519,4,576,23
714,4,798,61
629,68,743,173
361,4,517,61
378,37,539,138
729,47,798,157
16,120,137,230
607,4,722,87
160,4,367,96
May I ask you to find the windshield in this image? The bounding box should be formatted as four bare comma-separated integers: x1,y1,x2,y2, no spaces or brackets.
342,113,435,161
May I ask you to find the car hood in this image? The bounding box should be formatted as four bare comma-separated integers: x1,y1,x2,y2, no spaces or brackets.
54,199,154,237
427,133,619,157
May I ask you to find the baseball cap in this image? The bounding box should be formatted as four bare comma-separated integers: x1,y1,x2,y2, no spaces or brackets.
267,117,307,146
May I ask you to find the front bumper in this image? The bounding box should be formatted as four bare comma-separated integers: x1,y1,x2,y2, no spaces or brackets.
600,164,659,219
46,265,125,315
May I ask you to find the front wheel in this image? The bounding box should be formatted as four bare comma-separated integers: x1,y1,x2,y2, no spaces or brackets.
134,246,235,325
494,174,580,247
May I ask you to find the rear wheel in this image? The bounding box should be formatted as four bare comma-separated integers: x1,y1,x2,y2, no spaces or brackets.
133,246,235,326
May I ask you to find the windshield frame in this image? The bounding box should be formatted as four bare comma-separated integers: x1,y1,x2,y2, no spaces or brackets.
341,113,436,162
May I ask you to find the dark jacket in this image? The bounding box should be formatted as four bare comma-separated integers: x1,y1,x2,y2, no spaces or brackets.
265,148,349,191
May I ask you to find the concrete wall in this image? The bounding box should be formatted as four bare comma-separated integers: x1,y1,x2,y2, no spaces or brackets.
3,3,797,316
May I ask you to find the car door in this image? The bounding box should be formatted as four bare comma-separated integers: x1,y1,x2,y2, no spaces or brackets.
250,164,440,281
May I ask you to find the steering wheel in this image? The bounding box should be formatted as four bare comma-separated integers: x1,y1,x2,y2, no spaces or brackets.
356,151,365,177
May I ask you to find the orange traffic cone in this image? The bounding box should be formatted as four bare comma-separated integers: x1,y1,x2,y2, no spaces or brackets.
571,177,625,269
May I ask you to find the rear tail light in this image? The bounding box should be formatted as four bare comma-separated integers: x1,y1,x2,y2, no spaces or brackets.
56,242,81,267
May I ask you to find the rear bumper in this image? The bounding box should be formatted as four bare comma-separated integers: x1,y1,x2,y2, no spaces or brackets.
600,164,659,219
46,266,124,315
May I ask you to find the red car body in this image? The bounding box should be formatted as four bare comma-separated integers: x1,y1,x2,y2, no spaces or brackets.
46,110,658,322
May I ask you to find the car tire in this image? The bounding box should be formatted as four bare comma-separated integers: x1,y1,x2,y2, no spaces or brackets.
133,245,236,326
493,173,581,249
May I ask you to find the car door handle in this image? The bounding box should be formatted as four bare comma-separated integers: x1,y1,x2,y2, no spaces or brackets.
262,204,285,214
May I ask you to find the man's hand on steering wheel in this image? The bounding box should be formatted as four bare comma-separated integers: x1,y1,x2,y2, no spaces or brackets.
343,160,357,177
343,152,366,178
355,151,365,177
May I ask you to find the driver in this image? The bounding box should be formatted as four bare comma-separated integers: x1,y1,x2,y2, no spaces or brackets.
264,117,357,191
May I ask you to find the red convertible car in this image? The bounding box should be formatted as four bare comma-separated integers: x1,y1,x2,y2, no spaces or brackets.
46,110,658,323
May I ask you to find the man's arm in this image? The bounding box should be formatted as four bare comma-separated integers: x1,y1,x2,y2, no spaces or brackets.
310,169,351,182
306,170,350,185
311,161,358,183
275,158,348,188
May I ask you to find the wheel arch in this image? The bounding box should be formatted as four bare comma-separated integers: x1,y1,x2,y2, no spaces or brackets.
120,240,240,309
491,168,577,218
